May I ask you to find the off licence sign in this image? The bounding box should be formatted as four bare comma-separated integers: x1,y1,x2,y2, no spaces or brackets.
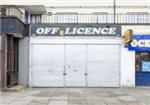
31,24,121,36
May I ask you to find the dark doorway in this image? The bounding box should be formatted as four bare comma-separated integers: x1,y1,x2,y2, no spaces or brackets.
6,35,18,87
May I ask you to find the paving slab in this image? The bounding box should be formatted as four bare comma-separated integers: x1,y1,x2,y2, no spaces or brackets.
0,87,150,105
48,100,67,105
119,96,137,102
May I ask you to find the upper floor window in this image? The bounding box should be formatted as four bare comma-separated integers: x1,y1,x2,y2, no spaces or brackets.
55,13,78,23
30,14,42,24
92,12,107,23
126,12,148,23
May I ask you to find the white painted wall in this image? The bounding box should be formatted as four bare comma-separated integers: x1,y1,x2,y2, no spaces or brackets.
30,36,122,44
116,0,150,6
120,44,135,87
122,25,150,35
1,0,150,7
0,0,113,6
116,7,150,14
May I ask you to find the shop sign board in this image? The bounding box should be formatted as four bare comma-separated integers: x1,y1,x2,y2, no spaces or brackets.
142,61,150,72
128,35,150,51
30,24,121,36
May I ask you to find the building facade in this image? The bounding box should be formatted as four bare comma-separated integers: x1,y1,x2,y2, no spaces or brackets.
0,6,28,88
0,1,150,88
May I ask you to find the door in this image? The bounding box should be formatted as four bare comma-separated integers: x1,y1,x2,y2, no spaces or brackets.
136,52,150,86
65,45,86,87
31,45,64,87
6,36,18,87
87,45,120,87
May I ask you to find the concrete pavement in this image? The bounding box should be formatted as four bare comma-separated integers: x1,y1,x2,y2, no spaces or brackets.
0,87,150,105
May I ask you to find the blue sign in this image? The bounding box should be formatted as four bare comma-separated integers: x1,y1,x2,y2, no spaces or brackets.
128,35,150,51
142,61,150,72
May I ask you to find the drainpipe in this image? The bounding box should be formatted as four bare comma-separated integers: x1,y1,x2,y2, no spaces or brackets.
114,0,116,23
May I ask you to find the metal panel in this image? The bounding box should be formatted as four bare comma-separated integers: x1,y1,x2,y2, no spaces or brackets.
31,45,64,87
136,72,150,86
18,37,29,86
87,45,120,87
65,45,86,87
30,42,120,87
0,17,24,37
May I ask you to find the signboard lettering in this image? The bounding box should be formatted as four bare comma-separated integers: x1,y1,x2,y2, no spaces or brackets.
128,35,150,51
31,24,121,36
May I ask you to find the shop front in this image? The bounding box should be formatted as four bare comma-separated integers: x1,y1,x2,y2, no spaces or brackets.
29,24,124,87
128,35,150,86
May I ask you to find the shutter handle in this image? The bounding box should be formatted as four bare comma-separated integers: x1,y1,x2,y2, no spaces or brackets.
84,73,88,76
63,73,67,76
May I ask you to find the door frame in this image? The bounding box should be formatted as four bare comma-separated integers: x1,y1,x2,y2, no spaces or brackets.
0,34,19,88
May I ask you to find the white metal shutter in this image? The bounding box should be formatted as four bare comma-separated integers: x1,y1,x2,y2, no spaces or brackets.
31,45,64,87
87,45,120,87
31,44,120,87
65,45,86,87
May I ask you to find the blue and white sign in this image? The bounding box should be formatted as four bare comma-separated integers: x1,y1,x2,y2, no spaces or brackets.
142,61,150,72
128,35,150,51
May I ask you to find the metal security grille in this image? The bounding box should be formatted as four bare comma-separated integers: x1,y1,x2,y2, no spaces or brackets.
32,13,150,24
55,13,78,23
92,12,107,23
30,14,42,24
126,12,149,24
